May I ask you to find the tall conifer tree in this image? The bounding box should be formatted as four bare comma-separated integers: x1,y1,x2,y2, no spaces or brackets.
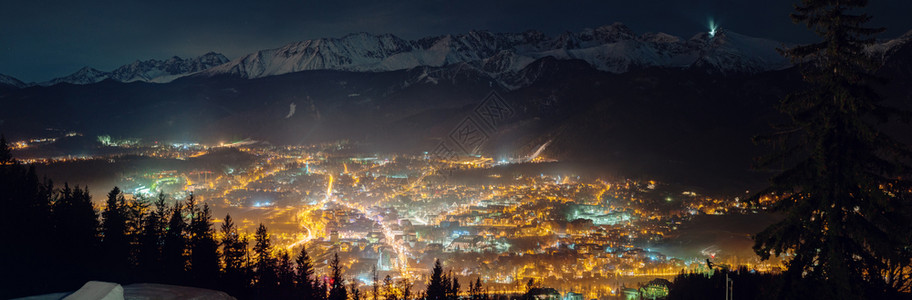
328,253,348,300
189,202,220,287
253,223,278,295
295,244,316,298
0,134,12,164
162,200,188,282
426,259,446,300
753,0,911,298
101,187,129,278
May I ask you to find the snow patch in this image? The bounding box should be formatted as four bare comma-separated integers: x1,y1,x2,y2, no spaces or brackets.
285,103,296,118
64,281,123,300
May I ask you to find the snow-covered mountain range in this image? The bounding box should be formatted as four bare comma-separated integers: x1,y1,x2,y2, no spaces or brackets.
199,23,792,82
40,52,229,86
3,24,911,89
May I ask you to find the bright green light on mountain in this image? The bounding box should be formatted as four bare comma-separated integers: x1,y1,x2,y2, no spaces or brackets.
708,19,719,38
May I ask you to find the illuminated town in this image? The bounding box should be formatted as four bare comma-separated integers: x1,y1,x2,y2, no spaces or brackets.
11,135,784,299
4,1,910,298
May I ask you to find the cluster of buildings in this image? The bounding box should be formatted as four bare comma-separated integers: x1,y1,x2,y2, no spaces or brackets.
16,137,776,299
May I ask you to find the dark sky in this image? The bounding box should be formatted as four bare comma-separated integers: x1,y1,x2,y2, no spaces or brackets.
2,0,911,83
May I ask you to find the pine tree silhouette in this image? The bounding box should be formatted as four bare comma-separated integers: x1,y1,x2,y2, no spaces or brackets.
328,253,348,300
101,187,130,279
426,259,446,300
0,134,12,164
162,200,188,283
52,184,100,291
276,250,295,298
295,244,316,299
469,277,486,300
138,191,168,281
351,281,362,300
253,223,278,297
218,213,250,296
752,0,912,299
446,271,459,300
0,156,98,298
189,202,220,288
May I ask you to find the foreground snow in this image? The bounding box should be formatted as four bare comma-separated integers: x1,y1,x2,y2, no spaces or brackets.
13,281,235,300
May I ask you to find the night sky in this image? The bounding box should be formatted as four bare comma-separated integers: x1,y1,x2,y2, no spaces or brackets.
3,0,911,83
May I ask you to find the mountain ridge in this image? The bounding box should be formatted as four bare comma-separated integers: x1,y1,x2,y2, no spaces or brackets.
40,52,229,86
11,24,912,89
0,73,27,88
196,24,792,85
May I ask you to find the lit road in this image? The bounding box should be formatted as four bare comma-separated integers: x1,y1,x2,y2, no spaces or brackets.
287,174,333,249
289,164,439,280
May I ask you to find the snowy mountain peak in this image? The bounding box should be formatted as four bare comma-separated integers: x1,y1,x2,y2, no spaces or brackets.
44,53,229,86
686,29,790,74
45,67,111,86
868,30,912,54
589,22,637,43
0,73,26,88
110,52,229,83
76,66,106,75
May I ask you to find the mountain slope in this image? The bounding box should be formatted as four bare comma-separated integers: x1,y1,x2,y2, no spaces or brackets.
4,27,912,191
45,67,111,86
43,53,229,86
0,57,801,191
109,52,229,83
0,74,26,88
